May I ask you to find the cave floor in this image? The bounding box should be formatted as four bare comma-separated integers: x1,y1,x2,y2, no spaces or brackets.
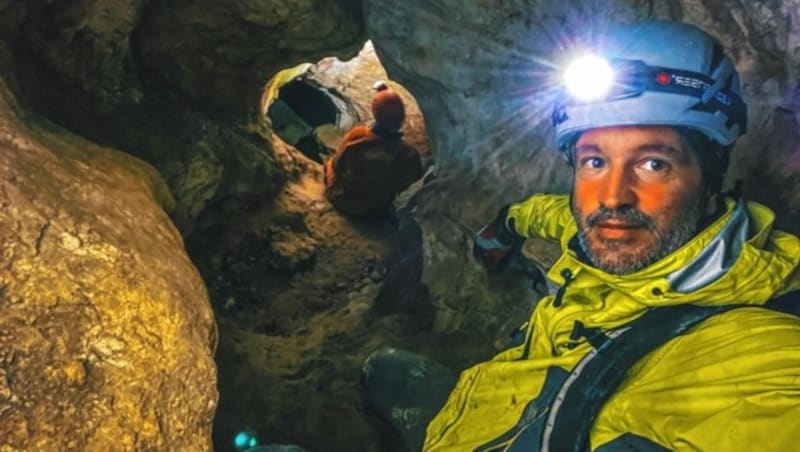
187,158,493,452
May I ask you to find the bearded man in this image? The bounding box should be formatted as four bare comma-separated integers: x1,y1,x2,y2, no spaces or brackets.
364,20,800,452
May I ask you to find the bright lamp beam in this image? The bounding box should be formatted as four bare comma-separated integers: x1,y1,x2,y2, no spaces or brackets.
563,54,614,102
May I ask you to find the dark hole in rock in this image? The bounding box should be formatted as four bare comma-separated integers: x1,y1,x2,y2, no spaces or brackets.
278,79,339,127
266,76,357,163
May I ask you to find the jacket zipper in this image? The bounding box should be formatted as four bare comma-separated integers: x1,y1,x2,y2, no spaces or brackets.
553,268,574,308
519,268,575,360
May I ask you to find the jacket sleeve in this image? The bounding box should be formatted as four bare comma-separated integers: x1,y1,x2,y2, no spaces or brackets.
326,127,364,189
505,194,577,246
591,307,800,451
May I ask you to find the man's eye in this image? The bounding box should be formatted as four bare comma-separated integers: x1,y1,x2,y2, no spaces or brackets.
641,159,668,172
581,157,605,169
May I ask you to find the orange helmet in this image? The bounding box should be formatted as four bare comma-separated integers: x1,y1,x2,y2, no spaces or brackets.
371,81,406,131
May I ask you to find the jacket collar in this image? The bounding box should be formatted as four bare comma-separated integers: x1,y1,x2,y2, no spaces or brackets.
547,197,796,307
666,198,749,293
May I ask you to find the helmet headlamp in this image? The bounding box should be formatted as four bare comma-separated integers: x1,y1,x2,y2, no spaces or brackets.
563,54,614,102
553,57,747,137
552,21,748,160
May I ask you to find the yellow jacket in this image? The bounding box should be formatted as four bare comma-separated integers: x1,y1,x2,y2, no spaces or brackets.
424,194,800,451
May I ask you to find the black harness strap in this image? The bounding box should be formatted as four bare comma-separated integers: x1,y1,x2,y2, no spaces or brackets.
544,290,800,452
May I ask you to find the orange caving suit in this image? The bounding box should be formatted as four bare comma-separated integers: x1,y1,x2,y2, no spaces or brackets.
324,125,422,218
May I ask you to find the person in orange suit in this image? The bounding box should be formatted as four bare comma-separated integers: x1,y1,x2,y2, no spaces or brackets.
324,81,422,219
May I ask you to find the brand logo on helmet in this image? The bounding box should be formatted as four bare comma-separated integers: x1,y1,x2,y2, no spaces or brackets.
669,74,733,106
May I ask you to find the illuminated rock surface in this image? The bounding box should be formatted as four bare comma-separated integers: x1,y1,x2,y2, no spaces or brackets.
0,73,217,449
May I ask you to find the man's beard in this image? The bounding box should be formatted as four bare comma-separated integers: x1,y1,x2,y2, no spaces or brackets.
573,197,706,275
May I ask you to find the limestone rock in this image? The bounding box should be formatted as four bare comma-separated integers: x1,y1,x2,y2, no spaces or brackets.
0,78,217,450
17,0,146,109
9,0,365,116
223,225,321,275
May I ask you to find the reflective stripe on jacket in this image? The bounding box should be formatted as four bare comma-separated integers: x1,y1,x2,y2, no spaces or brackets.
423,194,800,451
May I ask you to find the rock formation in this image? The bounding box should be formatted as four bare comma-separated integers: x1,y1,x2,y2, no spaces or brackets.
0,71,217,449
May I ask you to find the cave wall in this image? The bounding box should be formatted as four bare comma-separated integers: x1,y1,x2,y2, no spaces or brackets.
0,2,370,449
0,61,217,449
0,0,366,234
0,0,365,118
364,0,800,333
136,0,365,114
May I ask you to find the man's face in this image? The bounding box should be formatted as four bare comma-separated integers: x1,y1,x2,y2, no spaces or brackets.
571,126,708,275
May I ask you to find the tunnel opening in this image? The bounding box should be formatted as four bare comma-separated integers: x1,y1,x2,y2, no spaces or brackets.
277,79,339,127
263,63,362,163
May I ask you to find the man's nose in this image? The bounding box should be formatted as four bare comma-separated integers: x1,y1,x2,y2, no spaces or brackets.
599,166,636,209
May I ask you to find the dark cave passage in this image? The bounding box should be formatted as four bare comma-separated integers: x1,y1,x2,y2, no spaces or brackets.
277,79,340,127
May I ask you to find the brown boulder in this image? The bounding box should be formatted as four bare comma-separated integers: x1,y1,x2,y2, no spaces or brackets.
0,78,217,450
